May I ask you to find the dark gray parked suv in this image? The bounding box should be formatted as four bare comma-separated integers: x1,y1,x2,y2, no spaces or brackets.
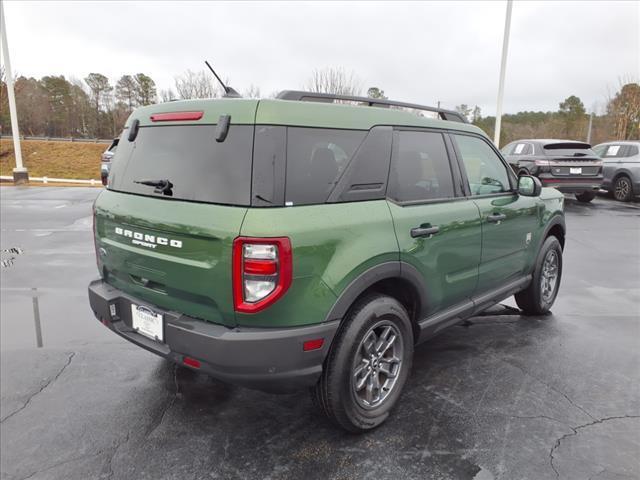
501,139,602,203
593,141,640,202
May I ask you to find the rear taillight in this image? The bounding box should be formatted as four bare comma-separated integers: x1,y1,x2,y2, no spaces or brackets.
233,237,292,313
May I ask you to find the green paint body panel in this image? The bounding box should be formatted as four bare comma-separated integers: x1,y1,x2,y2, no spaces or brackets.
238,200,398,327
94,97,566,334
95,190,246,327
387,199,482,317
129,99,259,127
472,193,541,292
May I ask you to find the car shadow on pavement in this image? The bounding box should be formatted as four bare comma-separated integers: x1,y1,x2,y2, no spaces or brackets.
128,305,568,480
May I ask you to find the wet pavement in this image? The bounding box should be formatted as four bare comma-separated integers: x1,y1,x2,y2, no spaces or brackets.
1,187,639,480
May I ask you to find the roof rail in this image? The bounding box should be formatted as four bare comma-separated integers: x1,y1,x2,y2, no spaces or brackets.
276,90,468,123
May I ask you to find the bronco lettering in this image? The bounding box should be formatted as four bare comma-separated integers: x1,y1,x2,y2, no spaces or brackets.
114,227,182,248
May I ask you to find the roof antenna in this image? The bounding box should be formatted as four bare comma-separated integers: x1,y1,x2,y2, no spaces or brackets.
205,60,241,98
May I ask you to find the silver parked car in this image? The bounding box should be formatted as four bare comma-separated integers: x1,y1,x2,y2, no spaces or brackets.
593,141,640,202
101,138,119,186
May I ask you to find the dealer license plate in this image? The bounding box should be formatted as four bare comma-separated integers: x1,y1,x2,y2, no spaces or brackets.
570,167,582,174
131,304,163,342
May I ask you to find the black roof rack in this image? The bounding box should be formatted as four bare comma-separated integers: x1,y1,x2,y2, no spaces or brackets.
276,90,467,123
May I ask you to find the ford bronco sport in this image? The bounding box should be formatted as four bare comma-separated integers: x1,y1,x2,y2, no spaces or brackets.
89,91,566,432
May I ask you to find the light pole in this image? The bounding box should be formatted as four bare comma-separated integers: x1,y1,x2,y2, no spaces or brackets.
586,112,594,144
494,0,513,148
0,1,28,184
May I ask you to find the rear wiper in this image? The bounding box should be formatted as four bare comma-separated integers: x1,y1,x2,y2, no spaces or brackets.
134,179,173,196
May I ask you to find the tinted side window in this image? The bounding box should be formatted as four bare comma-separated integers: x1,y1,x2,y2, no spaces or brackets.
389,130,455,202
252,126,286,207
627,145,639,157
501,143,515,155
603,145,623,157
513,143,533,155
453,134,512,195
592,144,607,157
285,128,366,205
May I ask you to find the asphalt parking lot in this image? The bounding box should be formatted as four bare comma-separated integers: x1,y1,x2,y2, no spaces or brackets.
1,187,639,480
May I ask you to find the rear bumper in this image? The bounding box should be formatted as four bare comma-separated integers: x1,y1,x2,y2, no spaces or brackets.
88,279,339,393
538,174,601,193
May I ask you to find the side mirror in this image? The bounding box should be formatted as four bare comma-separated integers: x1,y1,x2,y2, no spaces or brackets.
518,175,542,197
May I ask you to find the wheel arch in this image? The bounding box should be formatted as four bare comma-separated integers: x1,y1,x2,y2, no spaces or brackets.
543,215,566,250
612,169,633,182
324,262,428,344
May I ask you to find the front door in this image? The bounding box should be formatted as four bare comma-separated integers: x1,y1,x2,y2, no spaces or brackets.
450,133,540,294
387,129,482,319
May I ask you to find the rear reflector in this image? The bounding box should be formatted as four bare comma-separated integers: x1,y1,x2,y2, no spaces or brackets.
244,259,278,275
150,111,204,122
303,338,324,351
183,356,201,369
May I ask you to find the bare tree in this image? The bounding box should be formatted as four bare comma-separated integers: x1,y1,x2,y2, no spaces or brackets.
174,69,221,99
305,67,362,96
244,84,261,98
160,89,177,103
606,77,640,140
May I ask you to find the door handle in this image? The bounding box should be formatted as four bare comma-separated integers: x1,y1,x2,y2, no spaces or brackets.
411,225,440,238
487,213,507,224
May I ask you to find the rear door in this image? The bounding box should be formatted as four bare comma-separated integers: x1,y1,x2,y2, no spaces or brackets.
96,112,257,327
450,133,540,294
387,129,482,318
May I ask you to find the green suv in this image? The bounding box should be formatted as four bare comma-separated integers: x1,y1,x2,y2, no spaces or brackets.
88,91,565,432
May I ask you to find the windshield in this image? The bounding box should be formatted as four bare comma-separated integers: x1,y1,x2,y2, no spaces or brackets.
108,124,253,205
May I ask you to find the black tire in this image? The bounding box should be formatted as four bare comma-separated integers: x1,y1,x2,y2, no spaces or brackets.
575,191,596,203
515,236,563,315
313,294,413,433
613,175,633,202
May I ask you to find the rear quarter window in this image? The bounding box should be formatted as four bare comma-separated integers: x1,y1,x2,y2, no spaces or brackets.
285,128,366,205
108,124,254,205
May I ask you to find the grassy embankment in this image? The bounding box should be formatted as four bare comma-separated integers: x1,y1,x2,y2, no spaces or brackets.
0,138,104,181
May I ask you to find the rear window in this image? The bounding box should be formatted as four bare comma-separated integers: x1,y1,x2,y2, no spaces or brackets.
108,125,253,205
543,142,595,157
285,128,366,205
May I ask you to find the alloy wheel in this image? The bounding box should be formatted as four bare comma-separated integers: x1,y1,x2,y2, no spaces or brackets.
351,321,404,409
540,249,559,303
614,178,631,201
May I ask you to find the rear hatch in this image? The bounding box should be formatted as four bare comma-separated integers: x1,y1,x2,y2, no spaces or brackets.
543,142,602,177
95,99,259,327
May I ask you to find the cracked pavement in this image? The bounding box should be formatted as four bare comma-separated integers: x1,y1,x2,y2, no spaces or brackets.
1,187,639,480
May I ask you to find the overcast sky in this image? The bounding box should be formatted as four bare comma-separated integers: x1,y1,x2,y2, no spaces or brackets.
2,1,638,115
